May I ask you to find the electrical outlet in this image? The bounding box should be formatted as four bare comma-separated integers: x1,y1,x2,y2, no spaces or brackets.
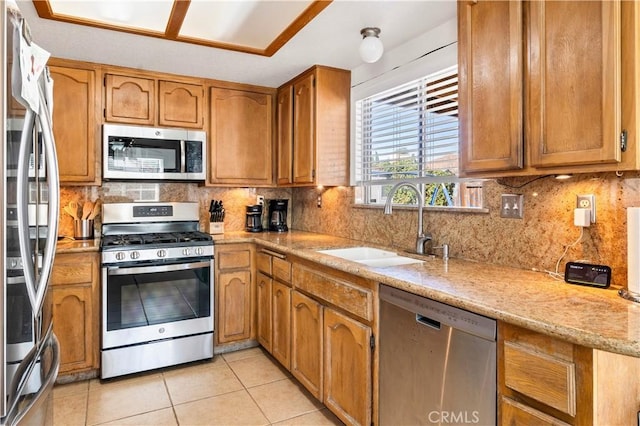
257,195,264,206
317,195,322,208
576,194,596,223
500,194,524,219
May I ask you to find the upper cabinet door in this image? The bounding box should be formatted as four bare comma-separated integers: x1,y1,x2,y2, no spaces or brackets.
276,85,293,185
209,87,274,186
158,80,204,129
292,73,316,184
104,74,156,125
527,1,621,167
49,65,100,184
458,0,524,173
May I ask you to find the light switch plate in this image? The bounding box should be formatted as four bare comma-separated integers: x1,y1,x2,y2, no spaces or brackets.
500,194,524,219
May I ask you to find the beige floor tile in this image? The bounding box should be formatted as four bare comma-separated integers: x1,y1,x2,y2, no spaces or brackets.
86,373,171,425
164,362,243,405
221,346,265,363
174,390,269,425
273,408,345,426
53,393,87,426
99,408,178,426
53,380,89,399
227,352,289,388
248,378,324,423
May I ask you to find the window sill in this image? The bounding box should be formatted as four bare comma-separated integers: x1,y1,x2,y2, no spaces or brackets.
352,203,489,214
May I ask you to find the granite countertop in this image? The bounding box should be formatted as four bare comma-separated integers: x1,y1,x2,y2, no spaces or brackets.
216,230,640,358
56,237,100,253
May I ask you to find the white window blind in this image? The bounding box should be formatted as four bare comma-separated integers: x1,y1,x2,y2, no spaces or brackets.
354,65,459,186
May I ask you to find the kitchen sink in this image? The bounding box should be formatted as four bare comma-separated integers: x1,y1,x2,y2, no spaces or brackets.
317,246,423,267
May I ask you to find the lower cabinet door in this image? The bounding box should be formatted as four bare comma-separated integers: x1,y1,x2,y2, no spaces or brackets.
291,291,323,400
501,396,571,426
217,270,252,344
52,285,94,373
256,272,273,352
323,308,372,426
271,281,291,369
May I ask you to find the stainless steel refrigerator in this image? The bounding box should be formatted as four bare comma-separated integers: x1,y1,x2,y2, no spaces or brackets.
1,1,60,424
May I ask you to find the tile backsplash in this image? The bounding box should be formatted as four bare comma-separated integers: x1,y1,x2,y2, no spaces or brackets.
60,172,640,288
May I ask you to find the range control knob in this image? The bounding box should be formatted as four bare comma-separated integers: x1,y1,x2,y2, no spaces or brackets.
130,251,140,260
115,252,126,261
182,248,192,256
195,247,204,256
157,249,167,258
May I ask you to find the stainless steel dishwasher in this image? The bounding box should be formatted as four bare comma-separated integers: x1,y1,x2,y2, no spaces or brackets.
379,285,496,425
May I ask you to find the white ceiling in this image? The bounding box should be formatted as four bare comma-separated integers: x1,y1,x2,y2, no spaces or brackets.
17,0,457,88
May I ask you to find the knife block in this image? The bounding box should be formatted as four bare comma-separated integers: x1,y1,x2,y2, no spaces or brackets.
208,222,224,235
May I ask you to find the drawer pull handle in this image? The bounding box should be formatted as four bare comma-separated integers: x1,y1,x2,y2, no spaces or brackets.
260,249,286,259
416,314,441,330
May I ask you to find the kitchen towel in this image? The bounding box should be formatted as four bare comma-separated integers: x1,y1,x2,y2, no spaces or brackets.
628,207,640,294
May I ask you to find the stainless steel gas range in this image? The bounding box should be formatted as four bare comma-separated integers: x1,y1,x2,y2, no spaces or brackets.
100,202,214,379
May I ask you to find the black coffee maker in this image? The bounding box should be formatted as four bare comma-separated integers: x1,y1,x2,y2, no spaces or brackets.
245,205,263,232
268,199,288,232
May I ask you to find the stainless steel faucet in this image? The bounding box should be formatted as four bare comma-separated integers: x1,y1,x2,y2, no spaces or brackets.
383,182,432,254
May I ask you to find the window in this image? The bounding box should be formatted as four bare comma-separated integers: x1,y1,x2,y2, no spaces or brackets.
353,64,483,209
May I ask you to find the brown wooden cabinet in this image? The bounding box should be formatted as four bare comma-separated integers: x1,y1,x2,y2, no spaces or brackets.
498,322,640,425
104,72,204,129
51,252,99,377
208,87,274,186
276,66,350,186
256,248,292,369
291,290,323,400
291,261,374,426
49,61,100,184
272,281,291,369
458,0,639,177
256,271,273,351
324,308,372,426
215,244,255,347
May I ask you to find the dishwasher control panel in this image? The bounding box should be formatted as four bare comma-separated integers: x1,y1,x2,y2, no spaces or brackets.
379,284,496,341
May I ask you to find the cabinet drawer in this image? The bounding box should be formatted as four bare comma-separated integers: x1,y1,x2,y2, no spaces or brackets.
51,254,95,285
504,341,576,416
257,252,272,274
273,257,291,284
293,265,373,322
501,396,570,426
218,248,251,270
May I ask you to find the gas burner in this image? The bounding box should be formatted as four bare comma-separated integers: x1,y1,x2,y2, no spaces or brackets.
142,233,178,245
102,235,144,247
176,232,212,243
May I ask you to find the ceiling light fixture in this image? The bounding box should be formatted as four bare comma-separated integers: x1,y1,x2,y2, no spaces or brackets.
359,27,383,63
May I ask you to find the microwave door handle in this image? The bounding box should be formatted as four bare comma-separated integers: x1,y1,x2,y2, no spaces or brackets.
16,106,38,311
180,139,186,173
34,89,60,316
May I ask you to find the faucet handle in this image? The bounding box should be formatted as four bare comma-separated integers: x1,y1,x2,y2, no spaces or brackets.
432,243,449,260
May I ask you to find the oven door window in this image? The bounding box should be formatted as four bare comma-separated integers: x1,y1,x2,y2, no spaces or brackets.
107,137,181,174
105,261,211,331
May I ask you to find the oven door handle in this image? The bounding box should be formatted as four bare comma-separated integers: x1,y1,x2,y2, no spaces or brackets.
106,261,211,276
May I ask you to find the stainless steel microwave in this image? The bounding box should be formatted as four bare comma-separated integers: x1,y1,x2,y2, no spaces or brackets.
103,124,206,181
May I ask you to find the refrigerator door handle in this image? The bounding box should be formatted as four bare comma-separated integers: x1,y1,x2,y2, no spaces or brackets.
16,86,60,316
4,326,60,426
34,85,60,316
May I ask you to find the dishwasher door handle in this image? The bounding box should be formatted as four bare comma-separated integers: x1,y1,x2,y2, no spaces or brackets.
416,314,441,330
